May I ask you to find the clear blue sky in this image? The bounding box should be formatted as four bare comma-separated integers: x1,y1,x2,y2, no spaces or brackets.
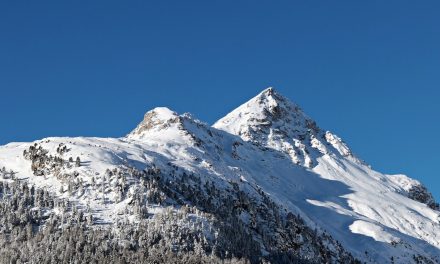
0,1,439,199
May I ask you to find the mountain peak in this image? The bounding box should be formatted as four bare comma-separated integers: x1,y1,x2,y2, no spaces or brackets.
213,87,311,138
256,87,298,119
214,88,363,167
258,86,283,98
260,86,275,96
127,107,180,139
255,87,288,107
214,88,325,167
148,107,178,121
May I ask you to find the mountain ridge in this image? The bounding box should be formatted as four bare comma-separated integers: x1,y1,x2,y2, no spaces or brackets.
0,88,438,263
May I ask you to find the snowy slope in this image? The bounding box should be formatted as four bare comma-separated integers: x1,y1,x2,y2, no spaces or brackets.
0,88,439,263
214,88,440,263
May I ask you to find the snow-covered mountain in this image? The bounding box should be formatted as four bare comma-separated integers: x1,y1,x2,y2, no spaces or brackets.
0,88,438,263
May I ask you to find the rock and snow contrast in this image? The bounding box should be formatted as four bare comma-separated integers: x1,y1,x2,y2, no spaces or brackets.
0,88,438,263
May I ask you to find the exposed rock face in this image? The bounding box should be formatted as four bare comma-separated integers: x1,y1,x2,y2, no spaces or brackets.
128,107,181,138
408,184,439,210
